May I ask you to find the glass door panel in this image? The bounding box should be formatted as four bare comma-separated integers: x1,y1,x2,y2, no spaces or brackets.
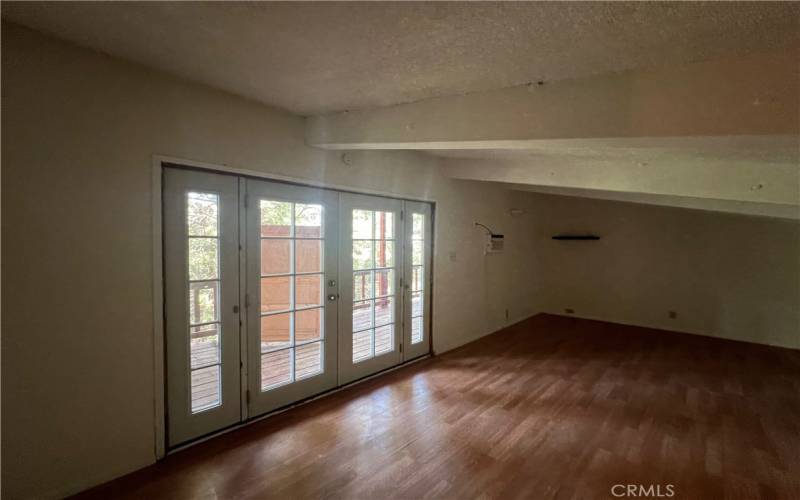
403,201,433,361
338,193,403,384
164,168,241,447
246,179,339,416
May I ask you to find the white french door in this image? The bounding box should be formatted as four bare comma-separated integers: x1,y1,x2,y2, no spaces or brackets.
164,168,242,446
402,201,433,361
163,167,432,447
338,193,404,384
245,179,339,416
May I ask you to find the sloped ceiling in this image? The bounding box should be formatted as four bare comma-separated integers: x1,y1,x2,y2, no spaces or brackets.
3,2,798,218
2,1,798,115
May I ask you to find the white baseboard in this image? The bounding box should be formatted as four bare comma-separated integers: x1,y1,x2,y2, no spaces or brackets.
433,309,542,355
541,309,799,351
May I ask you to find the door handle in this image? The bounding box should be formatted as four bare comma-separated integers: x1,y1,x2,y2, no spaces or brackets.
327,294,339,301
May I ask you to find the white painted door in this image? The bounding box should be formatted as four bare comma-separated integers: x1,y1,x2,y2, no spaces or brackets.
164,168,242,446
338,193,404,384
245,179,339,416
402,201,433,361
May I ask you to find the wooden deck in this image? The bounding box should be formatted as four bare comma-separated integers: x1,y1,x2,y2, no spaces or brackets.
190,337,221,412
191,339,328,403
261,341,323,390
191,298,399,407
78,314,800,499
352,298,394,361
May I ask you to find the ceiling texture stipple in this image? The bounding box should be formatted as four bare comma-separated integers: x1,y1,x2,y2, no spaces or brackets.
2,1,799,116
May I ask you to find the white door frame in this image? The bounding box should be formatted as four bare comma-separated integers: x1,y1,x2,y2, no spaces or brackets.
151,154,436,459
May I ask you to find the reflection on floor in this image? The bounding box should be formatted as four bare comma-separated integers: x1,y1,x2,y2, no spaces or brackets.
77,314,800,499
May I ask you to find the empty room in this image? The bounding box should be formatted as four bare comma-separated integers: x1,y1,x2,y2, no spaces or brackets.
2,2,799,499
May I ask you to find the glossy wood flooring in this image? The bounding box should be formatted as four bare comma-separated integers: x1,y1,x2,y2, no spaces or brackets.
76,314,800,499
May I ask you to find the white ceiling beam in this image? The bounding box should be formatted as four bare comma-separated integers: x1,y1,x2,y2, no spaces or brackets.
441,149,799,207
306,50,798,148
499,183,799,220
307,50,798,214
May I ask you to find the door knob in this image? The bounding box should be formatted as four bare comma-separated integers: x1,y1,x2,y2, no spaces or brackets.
328,294,338,301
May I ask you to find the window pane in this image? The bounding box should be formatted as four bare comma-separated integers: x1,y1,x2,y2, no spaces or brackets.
412,291,423,318
375,269,393,298
190,324,219,369
261,312,291,352
262,349,292,390
295,274,322,308
375,296,394,327
412,265,424,291
375,240,394,268
352,210,373,239
375,325,394,355
352,240,373,270
261,276,292,313
188,237,218,280
260,200,292,237
353,300,373,332
295,239,322,273
375,211,393,240
187,192,218,237
261,239,291,275
412,213,424,240
353,270,374,301
295,307,323,343
353,329,372,363
189,281,218,324
412,240,423,266
295,341,323,380
191,365,221,413
411,316,423,344
295,203,323,238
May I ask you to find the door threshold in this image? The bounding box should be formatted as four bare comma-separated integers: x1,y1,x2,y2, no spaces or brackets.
167,353,431,455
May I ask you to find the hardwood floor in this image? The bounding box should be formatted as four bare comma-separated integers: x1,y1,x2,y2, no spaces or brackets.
75,314,800,499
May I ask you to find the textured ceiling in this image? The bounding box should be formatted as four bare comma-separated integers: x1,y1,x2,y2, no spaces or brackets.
2,2,799,115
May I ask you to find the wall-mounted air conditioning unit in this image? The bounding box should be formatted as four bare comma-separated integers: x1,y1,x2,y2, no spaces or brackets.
475,222,504,255
486,234,504,254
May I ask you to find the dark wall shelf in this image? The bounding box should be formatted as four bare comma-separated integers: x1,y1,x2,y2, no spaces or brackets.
552,235,601,241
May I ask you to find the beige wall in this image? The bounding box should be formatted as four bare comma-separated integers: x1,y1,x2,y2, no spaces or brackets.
527,193,800,349
1,24,540,499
